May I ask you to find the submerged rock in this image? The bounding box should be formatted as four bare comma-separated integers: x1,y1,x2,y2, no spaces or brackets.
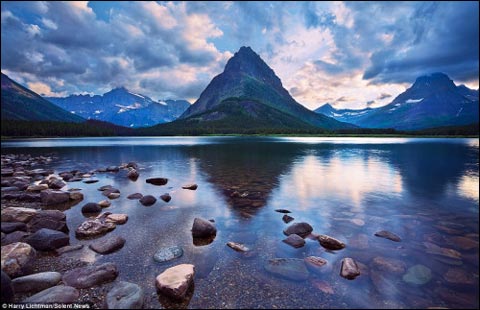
374,230,402,242
106,281,144,309
275,209,291,213
62,263,118,288
24,285,79,303
83,178,99,184
264,258,309,281
191,218,217,238
340,258,360,280
371,256,406,274
226,242,250,252
127,193,143,200
283,222,313,238
156,264,195,300
160,193,171,202
402,265,431,285
443,267,475,285
311,279,334,294
153,246,184,263
283,234,306,248
146,178,168,186
317,234,345,250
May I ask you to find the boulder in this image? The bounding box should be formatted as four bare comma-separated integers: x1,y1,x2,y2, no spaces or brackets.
191,218,217,238
1,222,27,234
75,219,116,239
160,193,171,202
264,258,309,281
25,228,69,251
24,285,79,303
1,242,36,278
340,258,360,280
127,169,139,181
283,222,313,238
40,190,70,205
317,235,346,250
155,264,195,300
98,185,114,191
12,271,62,294
102,188,120,197
2,231,30,245
282,234,305,248
62,263,118,288
282,214,294,223
139,195,156,206
104,214,128,225
27,210,68,233
153,246,184,263
126,162,138,170
182,184,198,190
374,230,402,242
127,193,143,200
108,192,121,199
26,184,49,192
106,281,144,309
69,191,84,201
146,178,168,186
1,271,14,302
1,207,38,223
98,200,111,208
48,179,66,189
226,242,250,252
81,202,102,214
89,236,125,254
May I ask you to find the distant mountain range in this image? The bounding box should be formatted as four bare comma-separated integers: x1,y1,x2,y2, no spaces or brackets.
47,87,190,128
315,73,479,130
1,73,84,123
148,46,354,134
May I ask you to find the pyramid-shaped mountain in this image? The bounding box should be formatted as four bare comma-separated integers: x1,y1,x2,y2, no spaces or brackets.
160,46,354,132
1,73,84,123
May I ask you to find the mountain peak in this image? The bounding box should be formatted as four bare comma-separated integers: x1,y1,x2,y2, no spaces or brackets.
110,86,129,93
412,72,456,90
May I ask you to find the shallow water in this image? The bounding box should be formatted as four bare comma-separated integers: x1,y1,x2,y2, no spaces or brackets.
2,137,479,308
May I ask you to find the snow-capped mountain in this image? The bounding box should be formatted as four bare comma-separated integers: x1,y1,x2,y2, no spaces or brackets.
47,87,190,127
315,73,479,130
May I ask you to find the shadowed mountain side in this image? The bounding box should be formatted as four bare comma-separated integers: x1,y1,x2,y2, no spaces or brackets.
1,73,84,123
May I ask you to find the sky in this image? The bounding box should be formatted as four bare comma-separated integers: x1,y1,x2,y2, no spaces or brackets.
1,1,478,110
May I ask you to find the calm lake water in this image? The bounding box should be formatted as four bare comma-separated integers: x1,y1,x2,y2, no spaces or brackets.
2,137,479,308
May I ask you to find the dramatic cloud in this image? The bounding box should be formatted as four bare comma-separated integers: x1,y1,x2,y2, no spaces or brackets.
1,1,478,109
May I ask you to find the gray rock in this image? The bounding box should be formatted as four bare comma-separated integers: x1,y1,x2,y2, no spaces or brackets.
282,214,294,223
1,207,38,223
160,193,171,202
402,264,432,285
127,169,139,181
146,178,168,186
49,179,66,189
1,270,13,302
340,258,360,280
12,271,62,294
106,281,144,309
40,190,70,205
25,228,69,251
283,222,313,238
191,218,217,238
155,264,195,300
1,242,36,278
1,222,27,234
24,285,79,303
304,256,328,274
375,230,402,242
139,195,156,206
317,234,346,250
89,236,126,254
81,202,102,214
75,219,116,239
153,246,183,263
27,210,68,233
127,193,143,199
98,200,111,208
69,191,84,201
62,263,118,288
182,184,198,190
282,234,305,248
264,258,309,281
2,231,30,246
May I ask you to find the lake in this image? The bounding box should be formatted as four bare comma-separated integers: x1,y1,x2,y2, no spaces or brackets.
2,136,479,308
